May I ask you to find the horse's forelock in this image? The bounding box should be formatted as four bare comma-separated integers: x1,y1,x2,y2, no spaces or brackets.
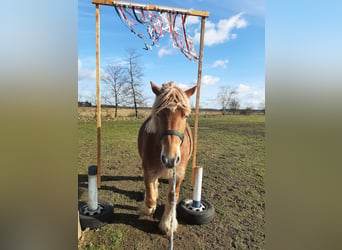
155,84,191,114
145,83,191,134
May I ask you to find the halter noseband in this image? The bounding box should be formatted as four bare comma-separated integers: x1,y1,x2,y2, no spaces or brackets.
159,129,185,145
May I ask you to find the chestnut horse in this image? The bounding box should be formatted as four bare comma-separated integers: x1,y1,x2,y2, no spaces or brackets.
138,81,196,235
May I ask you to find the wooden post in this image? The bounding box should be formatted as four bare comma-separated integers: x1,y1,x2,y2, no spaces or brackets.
96,4,101,189
191,17,206,187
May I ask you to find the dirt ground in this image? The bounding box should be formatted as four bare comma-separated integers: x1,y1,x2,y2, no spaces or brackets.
78,114,265,249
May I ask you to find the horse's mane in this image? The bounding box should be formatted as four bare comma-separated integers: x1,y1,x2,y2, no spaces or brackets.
146,81,191,134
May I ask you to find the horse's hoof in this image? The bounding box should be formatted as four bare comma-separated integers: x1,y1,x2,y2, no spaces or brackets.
158,222,170,236
138,201,156,216
159,218,178,236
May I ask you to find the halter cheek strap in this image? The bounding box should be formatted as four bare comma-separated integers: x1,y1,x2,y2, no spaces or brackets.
159,129,185,145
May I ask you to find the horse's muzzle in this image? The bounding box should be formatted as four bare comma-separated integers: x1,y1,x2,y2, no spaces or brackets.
161,154,181,169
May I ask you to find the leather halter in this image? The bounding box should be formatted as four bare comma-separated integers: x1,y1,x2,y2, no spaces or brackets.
159,129,186,145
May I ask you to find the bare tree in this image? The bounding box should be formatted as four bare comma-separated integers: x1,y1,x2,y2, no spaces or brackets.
102,64,126,118
217,85,238,115
124,48,146,117
229,98,240,114
101,93,114,106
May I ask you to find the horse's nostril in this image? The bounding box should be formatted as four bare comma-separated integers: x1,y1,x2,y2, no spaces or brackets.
176,156,180,164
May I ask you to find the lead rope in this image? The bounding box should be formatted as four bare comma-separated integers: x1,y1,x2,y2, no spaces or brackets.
169,168,176,250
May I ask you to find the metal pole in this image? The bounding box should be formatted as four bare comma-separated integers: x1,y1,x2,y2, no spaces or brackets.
191,17,206,187
96,4,101,189
88,165,98,210
192,166,203,207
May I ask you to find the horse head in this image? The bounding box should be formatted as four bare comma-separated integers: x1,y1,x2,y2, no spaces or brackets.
150,81,197,169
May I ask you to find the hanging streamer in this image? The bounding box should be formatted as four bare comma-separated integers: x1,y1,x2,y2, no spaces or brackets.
114,5,152,50
161,11,198,61
113,3,199,61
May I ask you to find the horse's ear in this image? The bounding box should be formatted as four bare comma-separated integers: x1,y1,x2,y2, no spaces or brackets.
185,85,197,98
150,81,161,96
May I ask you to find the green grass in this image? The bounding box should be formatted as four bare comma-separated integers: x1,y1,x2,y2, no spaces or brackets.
78,115,265,249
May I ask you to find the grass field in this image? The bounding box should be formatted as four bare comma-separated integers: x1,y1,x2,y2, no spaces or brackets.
78,113,265,249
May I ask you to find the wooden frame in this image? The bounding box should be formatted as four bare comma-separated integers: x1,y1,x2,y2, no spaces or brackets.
92,0,209,188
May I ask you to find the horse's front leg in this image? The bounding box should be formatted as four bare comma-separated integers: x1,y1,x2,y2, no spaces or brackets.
138,173,159,216
159,171,184,235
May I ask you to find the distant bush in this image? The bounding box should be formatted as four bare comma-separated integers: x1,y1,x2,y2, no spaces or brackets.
240,108,253,115
78,101,92,107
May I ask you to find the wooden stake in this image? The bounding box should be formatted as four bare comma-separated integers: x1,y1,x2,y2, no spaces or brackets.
191,17,206,187
96,4,101,189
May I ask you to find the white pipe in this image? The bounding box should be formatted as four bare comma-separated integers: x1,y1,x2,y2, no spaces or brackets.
192,167,203,208
88,165,98,211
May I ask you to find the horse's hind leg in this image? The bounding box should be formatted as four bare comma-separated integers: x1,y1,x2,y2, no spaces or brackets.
138,174,158,216
159,174,183,235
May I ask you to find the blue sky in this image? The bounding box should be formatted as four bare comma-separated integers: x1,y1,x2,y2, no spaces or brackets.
78,0,265,109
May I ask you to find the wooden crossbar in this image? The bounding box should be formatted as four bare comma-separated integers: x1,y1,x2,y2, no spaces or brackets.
92,0,210,17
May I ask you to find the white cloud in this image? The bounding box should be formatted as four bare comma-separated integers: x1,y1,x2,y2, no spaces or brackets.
211,59,229,68
201,75,220,87
174,15,200,29
145,97,155,107
193,12,247,46
236,83,265,108
158,47,174,58
78,89,94,101
78,59,96,80
177,83,191,90
185,16,200,26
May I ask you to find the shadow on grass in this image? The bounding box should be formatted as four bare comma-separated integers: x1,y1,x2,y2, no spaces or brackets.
78,174,143,183
78,174,143,201
79,174,168,200
107,205,165,235
79,174,168,185
78,174,169,235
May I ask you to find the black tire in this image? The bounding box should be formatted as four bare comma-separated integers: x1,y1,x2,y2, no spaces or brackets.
177,198,215,225
78,199,114,230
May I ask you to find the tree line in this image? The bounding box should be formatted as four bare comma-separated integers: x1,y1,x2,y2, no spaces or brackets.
79,48,264,117
217,86,265,115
